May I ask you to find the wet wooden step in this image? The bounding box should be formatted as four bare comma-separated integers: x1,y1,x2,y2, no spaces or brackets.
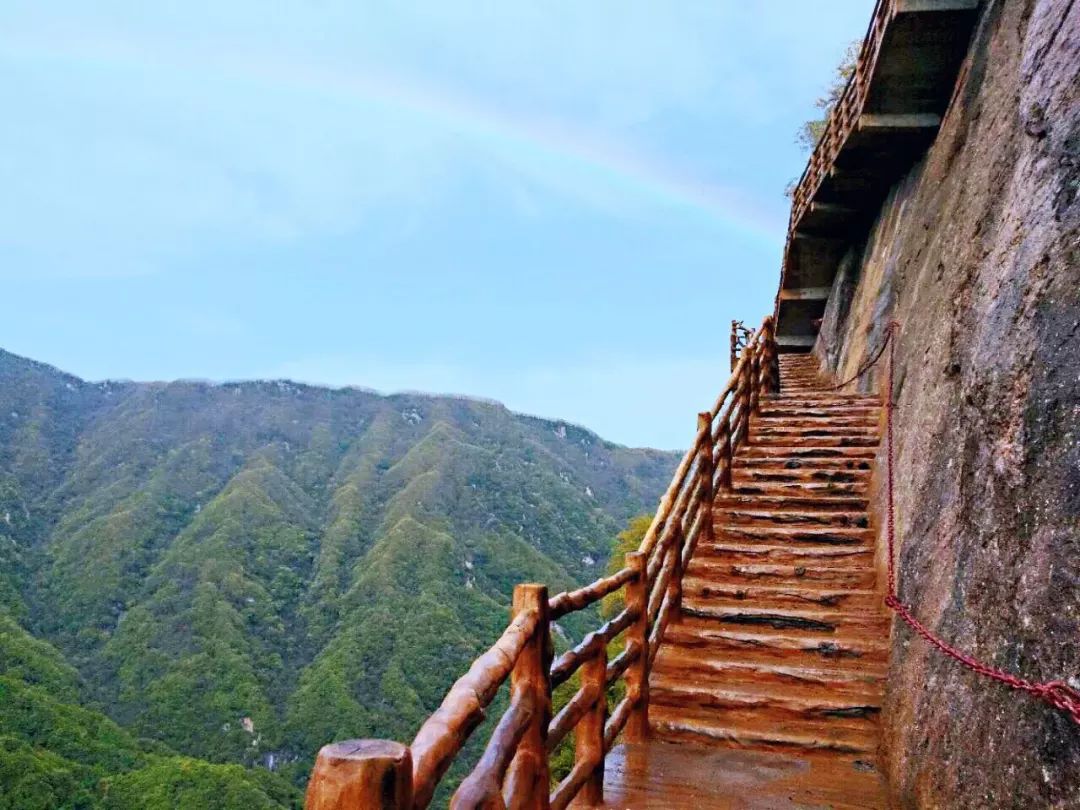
683,580,881,612
751,425,880,439
685,559,878,589
681,601,888,635
710,524,873,545
716,492,868,511
739,444,878,459
732,481,870,497
736,456,874,471
650,649,885,698
715,508,871,528
748,434,880,448
649,704,879,755
598,742,889,810
754,414,879,428
759,405,881,419
660,622,889,664
694,542,875,567
649,679,882,734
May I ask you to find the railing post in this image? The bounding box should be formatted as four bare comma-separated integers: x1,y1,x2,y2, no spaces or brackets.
717,420,733,491
738,355,753,445
749,346,762,415
306,740,412,810
666,517,685,625
730,319,739,370
696,412,715,552
576,646,607,806
623,552,649,743
503,584,551,810
761,316,780,393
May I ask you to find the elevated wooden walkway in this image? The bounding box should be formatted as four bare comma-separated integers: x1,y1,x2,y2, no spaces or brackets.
598,354,888,808
305,322,893,810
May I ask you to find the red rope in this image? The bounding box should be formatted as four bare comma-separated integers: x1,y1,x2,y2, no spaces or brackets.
858,322,1080,724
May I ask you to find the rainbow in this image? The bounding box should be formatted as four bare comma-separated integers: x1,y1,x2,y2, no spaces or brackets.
6,28,785,243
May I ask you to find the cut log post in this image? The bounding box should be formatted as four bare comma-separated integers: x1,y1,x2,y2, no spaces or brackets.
666,518,685,625
503,585,552,810
306,740,412,810
737,355,753,445
623,552,649,743
749,348,762,415
696,412,715,549
717,420,733,490
575,646,607,806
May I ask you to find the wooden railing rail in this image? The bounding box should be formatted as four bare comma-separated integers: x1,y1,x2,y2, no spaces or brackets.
306,315,779,810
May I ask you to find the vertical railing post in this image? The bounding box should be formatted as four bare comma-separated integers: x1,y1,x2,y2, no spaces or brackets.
749,345,762,415
717,420,733,491
730,319,739,370
696,412,715,552
306,740,412,810
666,516,685,625
504,584,551,810
576,646,607,806
738,353,753,446
623,552,649,743
761,316,780,393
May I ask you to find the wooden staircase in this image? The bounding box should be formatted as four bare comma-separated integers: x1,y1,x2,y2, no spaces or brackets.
307,325,891,810
640,353,889,788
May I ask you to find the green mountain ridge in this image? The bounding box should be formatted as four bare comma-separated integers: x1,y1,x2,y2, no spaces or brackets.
0,348,679,807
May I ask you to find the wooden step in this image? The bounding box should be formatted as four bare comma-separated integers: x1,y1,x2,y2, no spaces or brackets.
660,622,889,665
716,492,868,511
649,705,879,755
694,542,875,568
681,602,888,635
751,424,879,439
682,580,881,612
748,434,880,448
649,679,881,733
736,456,874,471
715,509,870,529
739,445,878,460
753,414,879,428
685,559,878,589
759,405,880,418
650,649,885,699
732,480,870,496
710,524,873,545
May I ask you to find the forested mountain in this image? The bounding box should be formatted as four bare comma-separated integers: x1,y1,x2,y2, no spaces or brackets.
0,348,678,807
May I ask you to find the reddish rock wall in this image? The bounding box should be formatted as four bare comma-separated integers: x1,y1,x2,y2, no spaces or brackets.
814,1,1080,806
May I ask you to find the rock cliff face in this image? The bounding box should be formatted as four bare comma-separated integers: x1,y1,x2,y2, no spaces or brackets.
813,1,1079,806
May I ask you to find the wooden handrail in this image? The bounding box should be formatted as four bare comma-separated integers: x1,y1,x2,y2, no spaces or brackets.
306,314,779,810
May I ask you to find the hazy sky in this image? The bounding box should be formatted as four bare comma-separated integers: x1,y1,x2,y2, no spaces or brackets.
1,1,871,449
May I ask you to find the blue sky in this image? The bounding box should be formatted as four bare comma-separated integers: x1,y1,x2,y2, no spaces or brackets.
1,1,871,449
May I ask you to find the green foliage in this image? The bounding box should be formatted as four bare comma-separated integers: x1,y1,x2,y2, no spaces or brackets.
786,40,860,197
0,348,677,801
795,40,860,153
600,514,653,619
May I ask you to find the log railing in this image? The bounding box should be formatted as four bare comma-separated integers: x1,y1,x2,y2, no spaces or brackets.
306,315,780,810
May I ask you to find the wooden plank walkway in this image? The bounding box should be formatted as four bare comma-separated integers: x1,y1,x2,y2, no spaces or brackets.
595,741,887,809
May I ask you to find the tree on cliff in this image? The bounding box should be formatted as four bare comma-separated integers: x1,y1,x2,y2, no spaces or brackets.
785,40,860,197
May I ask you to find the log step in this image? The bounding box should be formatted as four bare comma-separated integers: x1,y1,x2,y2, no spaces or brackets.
649,705,879,755
649,679,881,732
683,581,881,612
660,622,889,664
680,602,888,635
715,509,870,528
685,559,877,589
650,650,886,698
710,525,873,545
694,542,875,568
716,493,868,510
